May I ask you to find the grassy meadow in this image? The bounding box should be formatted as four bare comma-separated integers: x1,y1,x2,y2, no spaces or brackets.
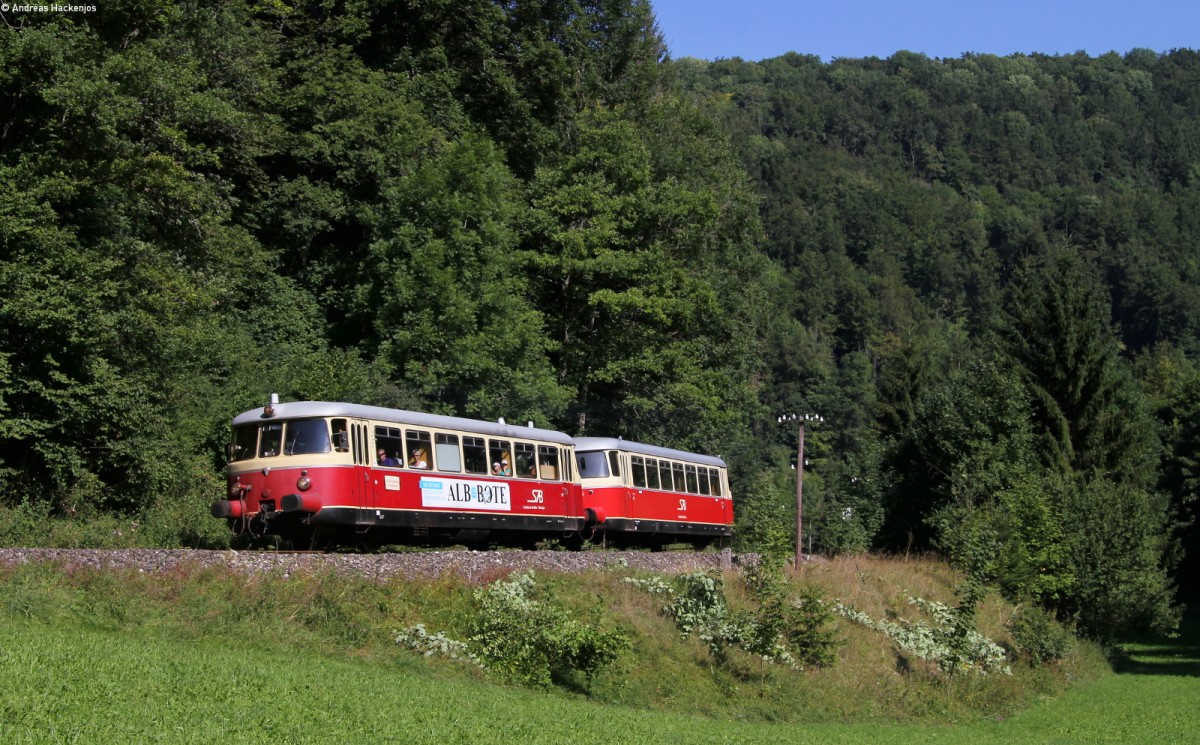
0,555,1195,743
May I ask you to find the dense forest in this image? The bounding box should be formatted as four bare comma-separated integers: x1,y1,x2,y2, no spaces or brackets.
1,1,1197,637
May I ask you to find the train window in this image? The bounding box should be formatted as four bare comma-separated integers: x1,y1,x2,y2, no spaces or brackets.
658,460,674,491
231,425,257,462
672,463,685,493
562,448,574,481
259,422,283,458
607,451,621,478
435,433,461,472
631,456,647,488
406,430,432,469
284,419,332,456
375,426,403,467
644,458,660,489
331,419,349,452
489,439,512,476
697,468,710,496
463,436,487,474
537,445,560,480
710,469,722,496
576,451,609,478
514,442,537,478
685,465,699,494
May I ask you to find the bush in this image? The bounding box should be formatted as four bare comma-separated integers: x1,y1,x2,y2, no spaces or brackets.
0,500,53,547
0,499,140,548
399,571,629,690
742,563,841,669
665,571,743,659
1059,479,1180,639
135,489,231,549
1007,605,1074,665
783,583,842,668
627,567,841,671
472,571,629,688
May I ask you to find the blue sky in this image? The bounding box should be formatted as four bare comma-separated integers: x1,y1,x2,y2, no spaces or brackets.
651,0,1199,62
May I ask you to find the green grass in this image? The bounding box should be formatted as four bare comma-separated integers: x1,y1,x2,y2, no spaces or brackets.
3,619,1197,744
0,561,1195,743
945,620,1200,744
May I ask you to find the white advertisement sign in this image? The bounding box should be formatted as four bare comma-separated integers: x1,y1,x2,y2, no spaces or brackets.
420,477,511,511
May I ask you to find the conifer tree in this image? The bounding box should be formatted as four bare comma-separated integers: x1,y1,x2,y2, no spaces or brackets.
1002,246,1158,487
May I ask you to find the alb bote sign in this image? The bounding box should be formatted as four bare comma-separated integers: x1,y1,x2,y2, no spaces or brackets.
419,478,511,511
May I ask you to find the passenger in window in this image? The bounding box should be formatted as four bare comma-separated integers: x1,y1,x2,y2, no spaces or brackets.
492,462,503,476
409,448,429,469
500,457,511,476
332,422,349,452
378,449,400,466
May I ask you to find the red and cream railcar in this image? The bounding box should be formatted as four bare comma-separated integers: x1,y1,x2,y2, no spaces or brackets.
574,437,734,543
211,399,582,544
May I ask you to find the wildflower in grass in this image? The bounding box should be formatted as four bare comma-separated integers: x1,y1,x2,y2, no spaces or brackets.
394,624,477,664
833,597,1012,676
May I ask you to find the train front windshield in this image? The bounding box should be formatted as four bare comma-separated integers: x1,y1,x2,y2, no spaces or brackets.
230,425,258,462
576,451,610,479
230,418,333,461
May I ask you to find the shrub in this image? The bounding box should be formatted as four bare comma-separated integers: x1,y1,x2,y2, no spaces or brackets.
1007,605,1074,665
742,563,841,669
784,584,842,668
627,567,841,671
665,571,744,659
0,500,53,547
470,571,628,688
397,571,628,690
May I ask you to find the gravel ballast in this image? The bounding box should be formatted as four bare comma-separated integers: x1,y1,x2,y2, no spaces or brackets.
0,548,743,583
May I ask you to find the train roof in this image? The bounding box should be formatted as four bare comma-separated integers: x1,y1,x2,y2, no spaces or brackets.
232,401,575,445
572,437,727,468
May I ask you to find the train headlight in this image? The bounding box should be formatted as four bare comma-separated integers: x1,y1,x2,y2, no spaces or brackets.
296,471,312,492
229,480,249,498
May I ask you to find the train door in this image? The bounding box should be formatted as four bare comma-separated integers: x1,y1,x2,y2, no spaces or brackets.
723,470,734,527
714,469,729,526
629,455,648,520
349,419,373,525
558,446,577,519
612,451,633,520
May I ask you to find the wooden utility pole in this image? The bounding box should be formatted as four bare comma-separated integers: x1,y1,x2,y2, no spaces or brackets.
778,413,822,570
795,418,805,570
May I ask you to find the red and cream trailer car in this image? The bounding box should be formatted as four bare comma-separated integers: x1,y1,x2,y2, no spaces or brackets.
574,437,734,545
212,398,581,546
